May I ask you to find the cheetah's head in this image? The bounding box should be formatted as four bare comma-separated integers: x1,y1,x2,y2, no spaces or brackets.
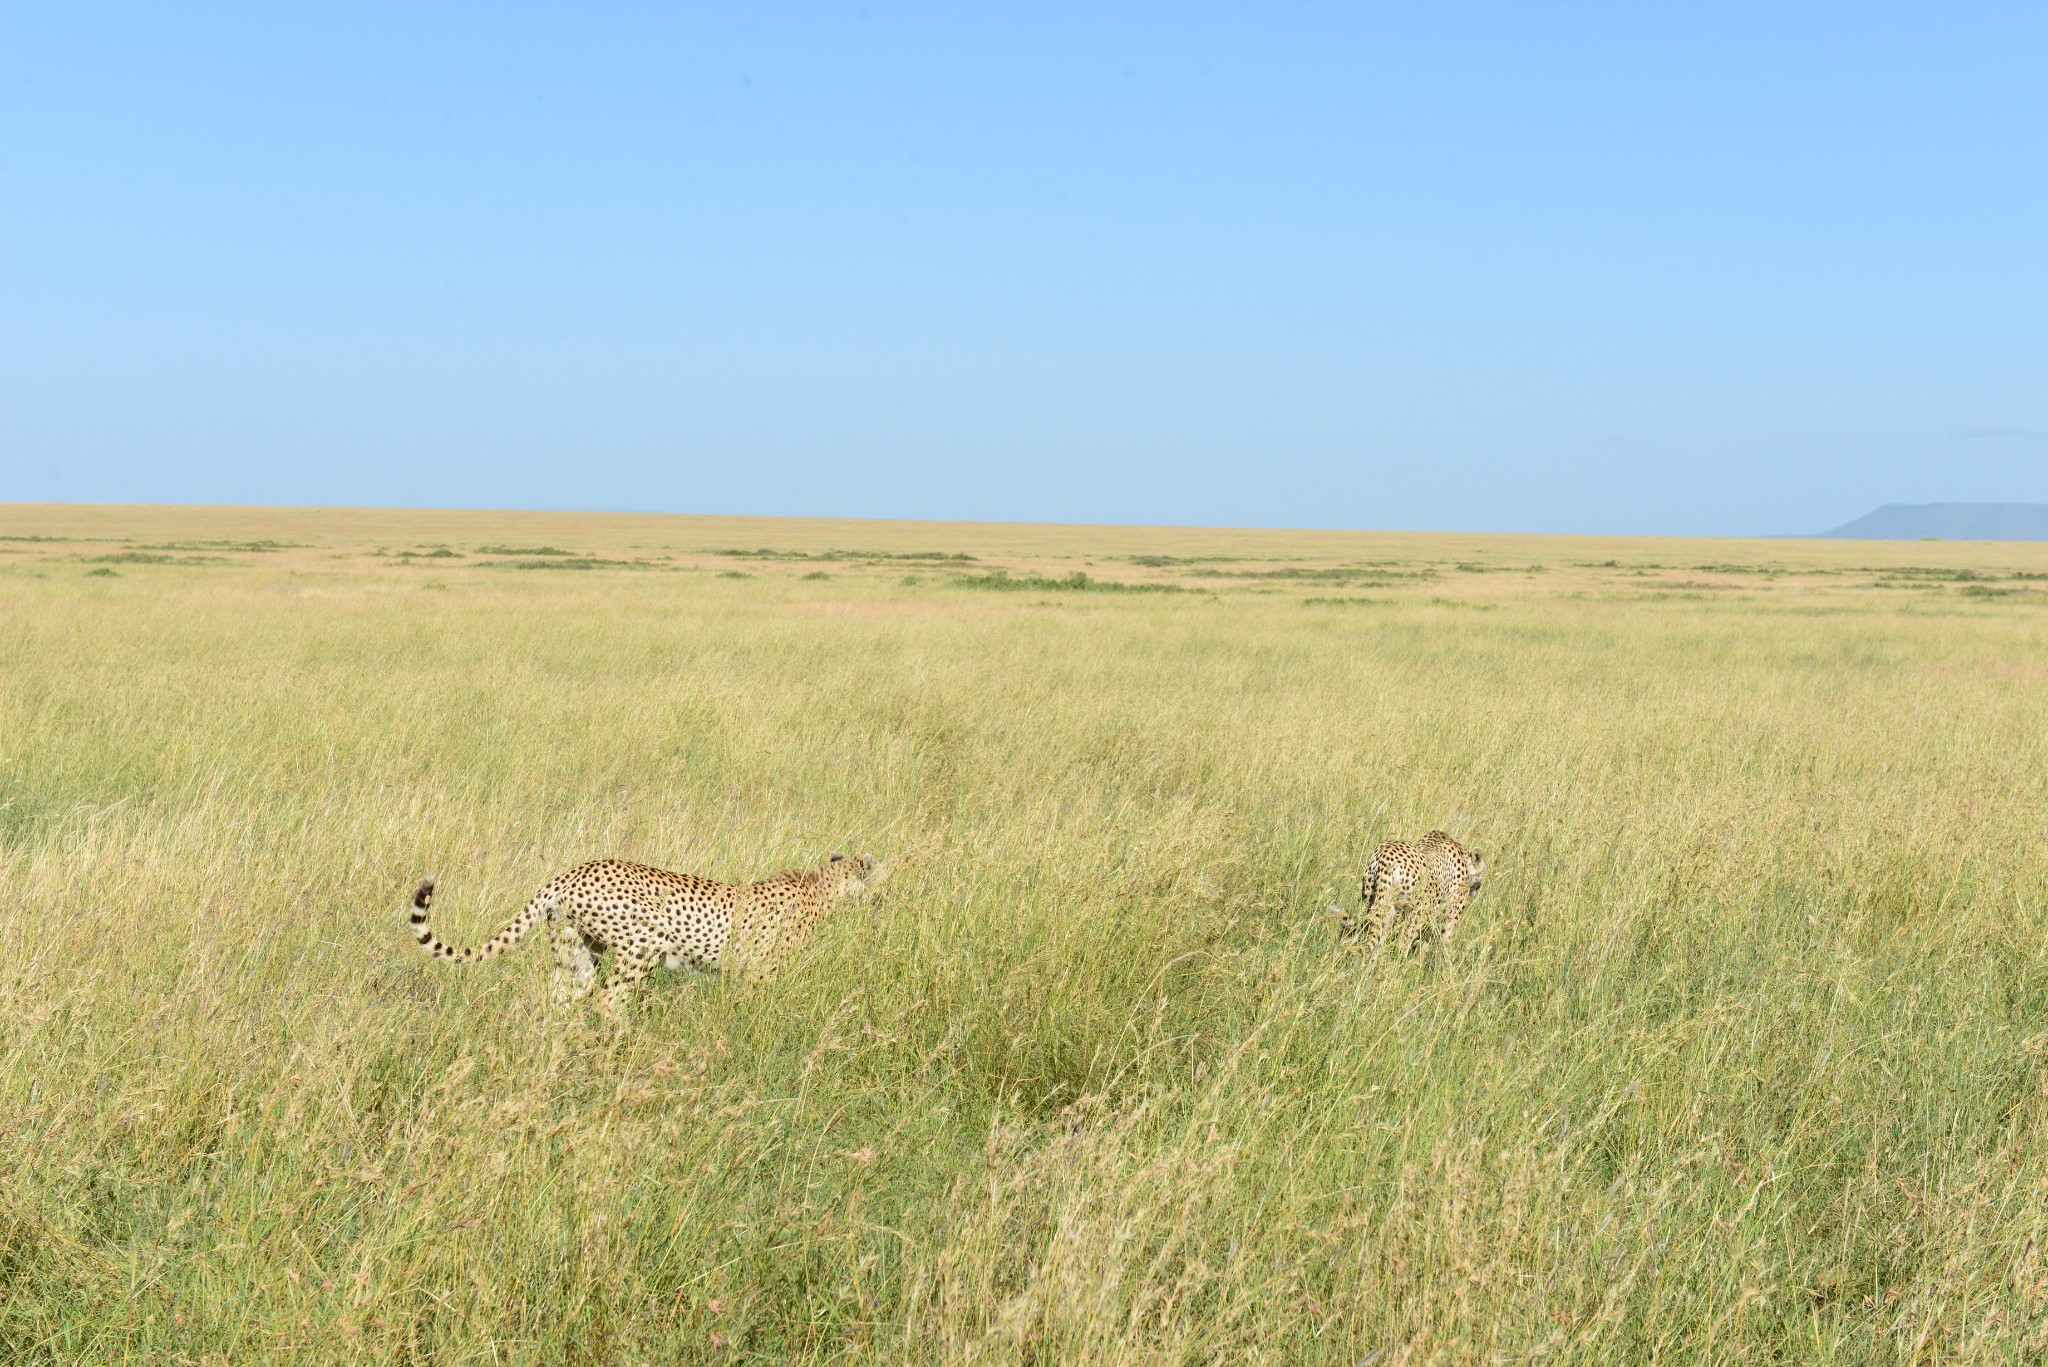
824,851,882,898
1465,848,1486,895
1331,905,1357,945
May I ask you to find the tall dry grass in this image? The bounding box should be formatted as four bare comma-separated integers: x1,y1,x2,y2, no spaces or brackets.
3,506,2047,1363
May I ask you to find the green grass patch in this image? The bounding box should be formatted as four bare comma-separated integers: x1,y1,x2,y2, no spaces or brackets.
1849,565,1996,582
716,548,978,563
1187,566,1435,583
477,557,662,571
81,552,231,566
950,570,1187,594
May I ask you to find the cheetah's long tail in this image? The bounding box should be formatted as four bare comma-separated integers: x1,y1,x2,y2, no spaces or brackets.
409,879,552,964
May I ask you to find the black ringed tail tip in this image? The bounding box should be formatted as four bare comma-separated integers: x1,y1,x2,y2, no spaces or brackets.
413,878,436,911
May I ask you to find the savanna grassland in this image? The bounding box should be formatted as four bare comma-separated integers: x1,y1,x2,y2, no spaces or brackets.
4,503,2048,1365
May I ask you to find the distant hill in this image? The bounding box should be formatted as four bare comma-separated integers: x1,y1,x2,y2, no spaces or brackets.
1809,503,2048,541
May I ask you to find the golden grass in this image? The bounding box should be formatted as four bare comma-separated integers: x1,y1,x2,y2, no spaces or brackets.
3,504,2047,1363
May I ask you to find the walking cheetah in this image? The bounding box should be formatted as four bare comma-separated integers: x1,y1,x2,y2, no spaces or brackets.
1335,830,1484,960
408,853,879,1019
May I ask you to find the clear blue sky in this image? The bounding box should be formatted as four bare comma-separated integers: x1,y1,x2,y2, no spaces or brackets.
4,3,2043,534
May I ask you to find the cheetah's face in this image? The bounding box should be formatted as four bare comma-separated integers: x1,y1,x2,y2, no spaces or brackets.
824,851,880,899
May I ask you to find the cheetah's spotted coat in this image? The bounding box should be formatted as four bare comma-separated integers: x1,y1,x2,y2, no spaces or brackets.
409,853,877,1018
1337,830,1485,959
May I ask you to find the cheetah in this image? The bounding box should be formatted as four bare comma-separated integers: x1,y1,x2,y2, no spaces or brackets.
1335,830,1484,960
408,852,880,1019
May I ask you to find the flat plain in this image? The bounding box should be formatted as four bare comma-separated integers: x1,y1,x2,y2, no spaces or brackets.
4,503,2047,1364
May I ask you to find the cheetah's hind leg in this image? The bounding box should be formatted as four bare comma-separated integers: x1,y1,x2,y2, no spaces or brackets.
1364,888,1408,966
597,945,659,1025
1392,901,1425,959
549,921,599,1007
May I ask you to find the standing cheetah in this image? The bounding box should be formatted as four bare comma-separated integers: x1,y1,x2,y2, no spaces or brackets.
1336,830,1484,960
408,853,879,1019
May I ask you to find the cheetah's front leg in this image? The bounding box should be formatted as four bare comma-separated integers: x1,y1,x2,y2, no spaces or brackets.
1434,890,1470,952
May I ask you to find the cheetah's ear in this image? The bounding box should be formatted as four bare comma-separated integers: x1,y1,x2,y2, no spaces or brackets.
829,851,846,863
